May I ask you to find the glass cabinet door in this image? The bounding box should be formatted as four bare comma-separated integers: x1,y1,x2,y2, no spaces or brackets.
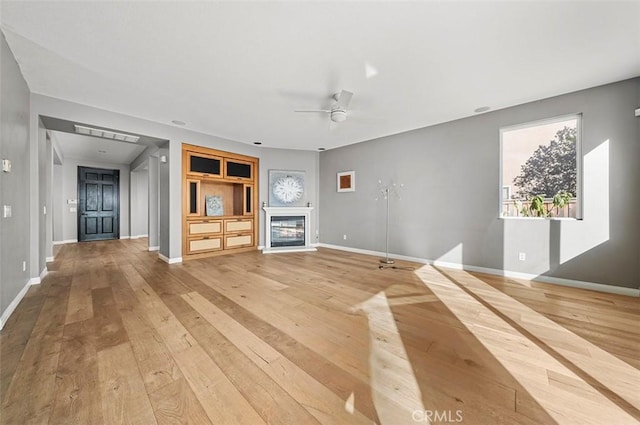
224,159,253,180
243,184,253,215
187,179,200,215
188,152,222,177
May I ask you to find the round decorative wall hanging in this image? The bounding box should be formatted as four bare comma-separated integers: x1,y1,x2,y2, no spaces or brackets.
268,170,306,207
273,175,304,204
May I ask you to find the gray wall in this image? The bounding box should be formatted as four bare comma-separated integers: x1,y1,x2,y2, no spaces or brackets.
52,164,63,242
57,158,130,241
158,146,170,258
45,133,53,261
148,156,159,249
0,33,31,319
130,169,149,238
319,78,640,289
37,118,50,273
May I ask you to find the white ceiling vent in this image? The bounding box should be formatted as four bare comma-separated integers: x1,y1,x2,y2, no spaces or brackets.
74,124,140,143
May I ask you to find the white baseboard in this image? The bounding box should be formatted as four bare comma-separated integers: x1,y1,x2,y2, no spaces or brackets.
130,234,148,240
0,279,33,330
53,239,77,245
120,235,130,240
148,246,159,252
159,253,182,264
39,267,48,281
46,256,54,262
318,243,640,297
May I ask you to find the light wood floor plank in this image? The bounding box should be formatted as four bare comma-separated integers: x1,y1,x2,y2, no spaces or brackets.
97,343,158,425
48,319,103,425
1,272,71,425
121,262,266,425
182,291,373,424
147,378,212,425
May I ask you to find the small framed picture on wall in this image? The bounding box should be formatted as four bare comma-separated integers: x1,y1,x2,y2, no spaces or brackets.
337,171,355,192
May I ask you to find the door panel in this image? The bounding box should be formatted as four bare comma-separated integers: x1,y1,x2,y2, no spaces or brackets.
78,167,120,241
102,217,113,233
102,185,113,210
85,217,98,234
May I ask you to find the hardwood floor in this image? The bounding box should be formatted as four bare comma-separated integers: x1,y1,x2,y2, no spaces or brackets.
1,239,638,424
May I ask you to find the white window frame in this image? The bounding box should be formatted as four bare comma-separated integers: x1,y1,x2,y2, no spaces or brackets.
499,113,583,219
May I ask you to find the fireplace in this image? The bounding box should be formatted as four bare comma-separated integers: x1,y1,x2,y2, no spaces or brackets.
271,216,305,247
262,206,317,253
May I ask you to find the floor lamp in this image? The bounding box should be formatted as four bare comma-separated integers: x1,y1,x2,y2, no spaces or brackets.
377,180,402,266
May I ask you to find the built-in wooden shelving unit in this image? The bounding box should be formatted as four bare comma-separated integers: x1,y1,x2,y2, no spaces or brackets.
182,144,259,260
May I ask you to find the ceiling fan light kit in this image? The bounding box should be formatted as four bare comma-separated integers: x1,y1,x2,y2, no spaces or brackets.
331,109,347,122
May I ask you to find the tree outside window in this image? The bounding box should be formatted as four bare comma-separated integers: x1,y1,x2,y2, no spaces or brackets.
501,116,580,218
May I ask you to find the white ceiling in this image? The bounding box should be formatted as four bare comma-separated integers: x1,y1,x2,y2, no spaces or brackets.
2,2,639,151
51,131,148,165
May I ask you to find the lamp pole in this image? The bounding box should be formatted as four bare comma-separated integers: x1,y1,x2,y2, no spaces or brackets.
380,186,395,265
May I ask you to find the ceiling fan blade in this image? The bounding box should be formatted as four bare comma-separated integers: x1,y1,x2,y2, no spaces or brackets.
294,109,331,113
335,90,353,109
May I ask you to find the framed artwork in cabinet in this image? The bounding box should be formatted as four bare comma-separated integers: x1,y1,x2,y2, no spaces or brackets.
337,171,355,192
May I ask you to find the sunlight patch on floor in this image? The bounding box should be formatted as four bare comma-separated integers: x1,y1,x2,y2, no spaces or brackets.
357,291,427,424
345,391,355,414
415,264,639,425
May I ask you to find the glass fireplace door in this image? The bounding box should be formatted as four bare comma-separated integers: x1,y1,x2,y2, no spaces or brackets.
270,216,305,247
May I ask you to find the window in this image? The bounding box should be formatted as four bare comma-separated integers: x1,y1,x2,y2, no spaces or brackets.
500,115,581,218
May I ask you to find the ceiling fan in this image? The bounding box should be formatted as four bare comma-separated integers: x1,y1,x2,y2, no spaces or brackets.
294,90,354,123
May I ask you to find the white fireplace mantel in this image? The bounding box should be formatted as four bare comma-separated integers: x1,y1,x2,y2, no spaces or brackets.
262,206,317,254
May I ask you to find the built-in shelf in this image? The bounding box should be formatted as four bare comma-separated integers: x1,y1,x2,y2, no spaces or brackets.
182,144,259,259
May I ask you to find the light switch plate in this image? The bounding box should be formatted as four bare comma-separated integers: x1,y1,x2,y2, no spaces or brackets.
70,207,77,212
2,159,11,172
3,205,12,218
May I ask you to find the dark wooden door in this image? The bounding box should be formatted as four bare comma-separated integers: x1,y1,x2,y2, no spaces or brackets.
78,167,120,242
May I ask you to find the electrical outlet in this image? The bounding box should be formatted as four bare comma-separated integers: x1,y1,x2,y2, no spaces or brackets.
22,261,26,272
3,205,11,218
519,252,526,261
343,234,347,240
2,159,11,172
